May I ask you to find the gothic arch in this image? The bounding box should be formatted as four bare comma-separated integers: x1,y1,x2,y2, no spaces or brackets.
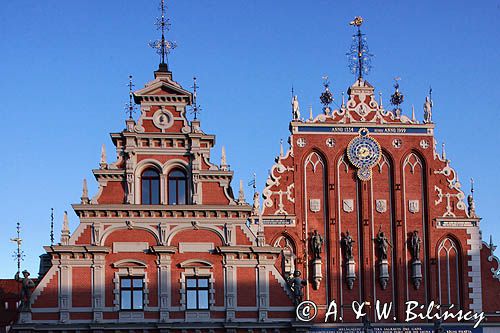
436,236,462,307
303,149,328,173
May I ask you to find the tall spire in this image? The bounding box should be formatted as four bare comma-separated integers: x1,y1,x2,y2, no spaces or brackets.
190,77,202,120
10,221,24,274
61,211,70,245
100,144,107,169
50,208,54,245
220,146,228,171
347,16,373,80
81,178,90,204
125,75,136,119
149,0,177,70
237,180,246,205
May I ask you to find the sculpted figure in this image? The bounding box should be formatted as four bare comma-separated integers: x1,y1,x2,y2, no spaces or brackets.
15,270,35,311
292,95,300,120
341,231,355,260
252,191,260,216
375,230,392,261
467,194,476,218
423,96,433,123
287,270,306,306
409,230,421,261
311,230,323,259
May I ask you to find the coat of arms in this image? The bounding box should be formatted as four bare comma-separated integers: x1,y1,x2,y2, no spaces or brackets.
343,199,354,213
376,199,387,213
409,200,419,214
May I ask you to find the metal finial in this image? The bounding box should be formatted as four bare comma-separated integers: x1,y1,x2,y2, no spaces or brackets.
319,75,334,113
280,139,284,157
441,142,447,160
50,208,54,245
470,178,474,197
390,77,404,116
125,75,136,119
149,0,177,67
189,76,202,120
347,16,373,80
248,172,257,194
10,221,24,274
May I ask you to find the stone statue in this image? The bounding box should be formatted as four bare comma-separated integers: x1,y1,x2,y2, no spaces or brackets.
341,231,355,260
252,191,260,216
292,95,300,120
374,230,392,261
467,194,476,218
409,230,421,261
311,230,323,259
14,270,35,311
287,270,306,306
423,96,433,123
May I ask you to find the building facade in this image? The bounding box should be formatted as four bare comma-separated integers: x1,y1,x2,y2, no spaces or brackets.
8,9,500,333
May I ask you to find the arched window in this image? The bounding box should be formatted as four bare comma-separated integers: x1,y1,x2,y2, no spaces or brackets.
141,169,160,204
437,237,461,307
168,169,187,205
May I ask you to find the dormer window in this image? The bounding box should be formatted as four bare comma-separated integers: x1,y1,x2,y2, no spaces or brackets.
168,169,187,205
141,169,160,204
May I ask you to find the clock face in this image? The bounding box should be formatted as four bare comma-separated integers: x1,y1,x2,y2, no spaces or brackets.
347,128,381,181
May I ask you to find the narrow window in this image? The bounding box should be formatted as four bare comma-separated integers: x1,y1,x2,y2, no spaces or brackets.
168,169,187,205
185,277,209,310
141,169,160,204
120,277,144,310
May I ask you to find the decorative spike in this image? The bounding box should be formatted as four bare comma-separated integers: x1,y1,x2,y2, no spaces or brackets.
189,76,202,120
81,179,90,204
149,0,177,68
50,208,54,246
411,105,416,122
341,92,346,108
379,92,383,109
237,180,246,205
279,139,284,158
100,144,108,169
489,235,497,255
61,211,70,245
441,143,447,160
309,105,313,121
220,146,228,171
347,16,373,79
10,221,24,274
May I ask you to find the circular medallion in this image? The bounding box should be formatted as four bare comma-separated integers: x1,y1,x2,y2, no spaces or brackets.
347,128,381,173
153,108,174,130
296,138,306,148
420,139,429,149
392,138,402,149
326,138,336,148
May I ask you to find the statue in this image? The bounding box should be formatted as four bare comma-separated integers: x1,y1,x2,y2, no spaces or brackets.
409,230,421,261
251,191,260,216
467,193,476,218
311,230,323,259
287,270,306,306
423,96,433,123
14,270,35,311
374,230,392,261
341,231,355,260
292,95,300,120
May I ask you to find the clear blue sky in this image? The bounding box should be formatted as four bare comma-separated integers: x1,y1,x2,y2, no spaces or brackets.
0,1,499,278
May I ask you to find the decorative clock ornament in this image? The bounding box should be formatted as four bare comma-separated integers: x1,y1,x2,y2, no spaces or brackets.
347,128,381,181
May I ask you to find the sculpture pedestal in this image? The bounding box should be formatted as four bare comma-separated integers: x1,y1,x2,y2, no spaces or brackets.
312,258,323,290
346,257,356,290
18,311,32,323
379,259,389,290
411,259,422,289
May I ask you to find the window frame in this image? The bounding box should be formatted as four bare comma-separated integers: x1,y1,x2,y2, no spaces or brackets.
141,168,161,205
185,276,210,310
119,276,144,311
168,168,188,205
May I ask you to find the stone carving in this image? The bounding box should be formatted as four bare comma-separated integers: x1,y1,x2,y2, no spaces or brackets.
420,139,429,149
409,230,421,261
310,230,323,259
125,220,134,230
408,200,419,214
15,270,35,311
375,199,387,213
325,138,335,148
374,230,392,261
292,95,300,120
341,231,356,290
252,191,260,216
309,199,320,213
467,193,477,218
342,199,354,213
296,138,306,148
100,144,107,169
287,270,306,306
392,138,402,148
409,230,423,289
423,96,433,123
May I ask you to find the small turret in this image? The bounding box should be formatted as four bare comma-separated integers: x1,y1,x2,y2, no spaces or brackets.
60,211,70,245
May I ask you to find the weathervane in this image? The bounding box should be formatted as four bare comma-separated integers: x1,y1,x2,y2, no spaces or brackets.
189,77,202,120
390,77,404,117
10,221,25,274
50,208,54,245
149,0,177,67
347,16,373,80
248,172,257,194
125,75,136,119
319,75,334,114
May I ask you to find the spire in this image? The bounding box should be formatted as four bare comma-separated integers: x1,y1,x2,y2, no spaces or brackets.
237,180,246,205
100,144,107,169
347,16,373,80
220,146,228,171
279,139,284,158
309,105,313,121
341,92,346,109
149,0,177,71
468,178,477,218
50,208,54,245
81,178,90,204
378,92,383,109
319,75,334,114
411,105,416,122
61,211,70,245
10,221,24,274
125,75,136,120
189,76,202,120
441,143,447,160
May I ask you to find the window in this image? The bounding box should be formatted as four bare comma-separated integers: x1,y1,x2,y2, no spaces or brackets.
168,169,187,205
120,277,144,310
186,277,209,310
141,169,160,204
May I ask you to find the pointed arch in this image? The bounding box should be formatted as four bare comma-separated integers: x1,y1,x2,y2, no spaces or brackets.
437,236,462,307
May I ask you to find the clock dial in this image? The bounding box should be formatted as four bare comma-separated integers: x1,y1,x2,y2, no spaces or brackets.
347,128,381,180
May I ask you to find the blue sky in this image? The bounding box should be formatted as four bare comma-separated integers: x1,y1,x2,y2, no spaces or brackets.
0,1,499,278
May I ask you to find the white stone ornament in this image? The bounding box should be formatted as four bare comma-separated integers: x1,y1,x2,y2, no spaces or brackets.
376,199,387,213
296,138,306,148
153,108,174,130
420,140,429,149
309,199,321,212
343,199,354,213
326,138,336,148
409,200,419,214
392,138,402,148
